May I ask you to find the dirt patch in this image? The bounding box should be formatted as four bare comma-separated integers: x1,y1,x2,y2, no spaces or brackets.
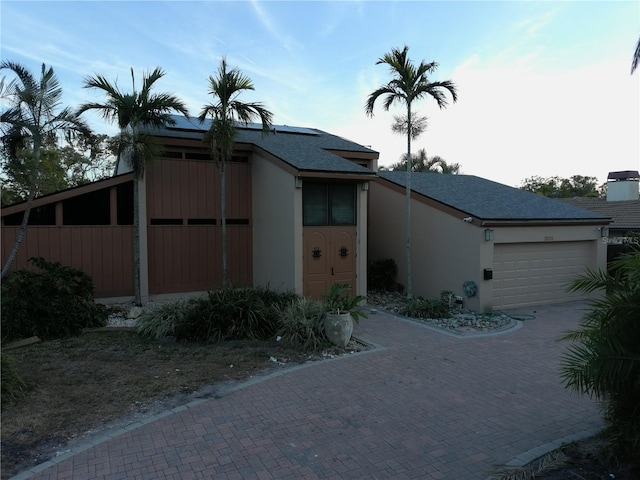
1,330,364,479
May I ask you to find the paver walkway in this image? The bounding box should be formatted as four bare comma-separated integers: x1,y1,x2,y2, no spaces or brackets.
15,301,603,480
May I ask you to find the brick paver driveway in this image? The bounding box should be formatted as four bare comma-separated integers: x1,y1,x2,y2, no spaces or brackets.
16,301,603,480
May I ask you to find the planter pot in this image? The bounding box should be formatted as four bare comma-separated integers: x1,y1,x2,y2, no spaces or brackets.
324,312,353,347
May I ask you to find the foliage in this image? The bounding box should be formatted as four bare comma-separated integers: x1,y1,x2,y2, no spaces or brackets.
1,134,114,206
365,45,457,298
276,297,329,349
520,175,603,198
137,287,295,343
78,67,190,305
1,257,107,341
403,291,452,319
198,57,273,288
368,258,399,291
383,149,461,174
1,61,92,279
322,283,368,323
135,300,192,340
1,352,26,405
559,250,640,461
632,34,640,74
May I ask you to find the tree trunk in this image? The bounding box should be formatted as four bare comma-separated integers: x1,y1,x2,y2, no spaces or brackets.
133,176,142,305
1,137,41,281
221,159,228,288
405,103,413,299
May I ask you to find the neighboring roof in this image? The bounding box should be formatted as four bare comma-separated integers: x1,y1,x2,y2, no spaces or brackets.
377,171,610,223
147,116,378,175
558,197,640,232
608,170,639,180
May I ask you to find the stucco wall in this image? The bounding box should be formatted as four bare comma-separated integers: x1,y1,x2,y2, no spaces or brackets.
369,181,483,308
252,154,300,294
369,180,608,312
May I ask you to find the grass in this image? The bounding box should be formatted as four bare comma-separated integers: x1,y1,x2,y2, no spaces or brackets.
0,329,360,479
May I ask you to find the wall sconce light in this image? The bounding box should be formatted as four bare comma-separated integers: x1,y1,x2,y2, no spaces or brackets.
361,181,369,191
600,226,609,238
484,228,494,242
295,177,303,189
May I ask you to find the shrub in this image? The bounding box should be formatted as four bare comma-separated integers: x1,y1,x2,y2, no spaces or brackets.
1,257,107,341
403,292,451,319
1,352,26,405
137,287,296,343
560,249,640,462
276,297,329,349
368,258,399,291
136,301,191,340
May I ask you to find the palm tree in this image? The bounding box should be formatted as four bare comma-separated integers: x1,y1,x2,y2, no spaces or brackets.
1,61,91,280
198,58,273,288
631,34,640,74
389,149,461,174
560,250,640,458
78,68,189,304
365,46,457,297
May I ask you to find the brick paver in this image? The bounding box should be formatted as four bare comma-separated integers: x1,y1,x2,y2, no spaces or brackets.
13,301,603,479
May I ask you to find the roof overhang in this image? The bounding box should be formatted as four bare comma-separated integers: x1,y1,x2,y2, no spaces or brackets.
1,173,134,216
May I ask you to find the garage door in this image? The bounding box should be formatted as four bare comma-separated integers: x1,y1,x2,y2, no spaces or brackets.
493,241,594,309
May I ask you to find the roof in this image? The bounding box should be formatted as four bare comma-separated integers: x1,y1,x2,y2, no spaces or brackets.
557,197,640,232
377,171,610,223
147,116,378,175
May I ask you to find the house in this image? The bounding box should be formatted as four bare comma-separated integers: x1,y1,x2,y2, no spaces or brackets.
369,172,610,311
1,117,378,302
558,171,640,260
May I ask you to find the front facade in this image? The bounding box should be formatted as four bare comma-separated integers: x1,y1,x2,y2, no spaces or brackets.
369,172,610,311
1,118,378,302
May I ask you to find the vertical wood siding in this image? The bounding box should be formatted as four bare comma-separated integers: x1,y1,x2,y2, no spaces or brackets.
1,226,134,298
147,225,252,294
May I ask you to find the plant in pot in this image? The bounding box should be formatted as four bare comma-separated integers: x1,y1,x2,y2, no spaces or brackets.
322,283,367,347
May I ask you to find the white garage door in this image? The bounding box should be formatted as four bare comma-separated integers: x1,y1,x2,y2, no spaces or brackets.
493,241,594,309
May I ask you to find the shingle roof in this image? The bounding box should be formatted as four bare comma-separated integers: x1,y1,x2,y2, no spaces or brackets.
148,116,377,175
557,198,640,232
378,171,610,222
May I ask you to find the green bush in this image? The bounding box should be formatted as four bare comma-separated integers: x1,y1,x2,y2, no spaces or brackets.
560,250,640,462
403,292,451,319
137,287,296,342
1,352,26,405
368,258,399,291
1,257,107,341
276,297,329,349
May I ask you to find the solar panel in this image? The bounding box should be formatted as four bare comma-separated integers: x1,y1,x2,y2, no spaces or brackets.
165,116,318,136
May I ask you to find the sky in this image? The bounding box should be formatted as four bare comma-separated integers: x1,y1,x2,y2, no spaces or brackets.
1,0,639,188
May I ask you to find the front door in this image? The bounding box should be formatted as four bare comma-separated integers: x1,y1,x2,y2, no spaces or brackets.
302,182,357,298
303,226,356,298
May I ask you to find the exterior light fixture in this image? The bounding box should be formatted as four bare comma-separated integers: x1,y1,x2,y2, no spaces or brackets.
600,226,610,238
295,177,303,189
484,228,494,242
361,181,369,191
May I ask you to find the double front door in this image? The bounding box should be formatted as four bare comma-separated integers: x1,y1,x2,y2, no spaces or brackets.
303,226,356,299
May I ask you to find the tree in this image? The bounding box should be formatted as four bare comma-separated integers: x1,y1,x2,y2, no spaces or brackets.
520,175,601,198
632,34,640,74
1,61,91,280
384,148,461,174
78,68,189,305
560,249,640,460
365,45,457,298
1,134,114,206
198,58,273,288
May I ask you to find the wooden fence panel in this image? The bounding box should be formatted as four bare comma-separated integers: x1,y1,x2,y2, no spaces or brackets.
1,226,134,298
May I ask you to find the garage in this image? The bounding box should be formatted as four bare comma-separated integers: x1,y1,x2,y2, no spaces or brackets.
493,241,595,309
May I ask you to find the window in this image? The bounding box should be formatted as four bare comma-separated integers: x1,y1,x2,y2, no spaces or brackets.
303,183,356,226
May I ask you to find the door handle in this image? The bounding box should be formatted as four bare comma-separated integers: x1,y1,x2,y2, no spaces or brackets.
331,267,334,276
